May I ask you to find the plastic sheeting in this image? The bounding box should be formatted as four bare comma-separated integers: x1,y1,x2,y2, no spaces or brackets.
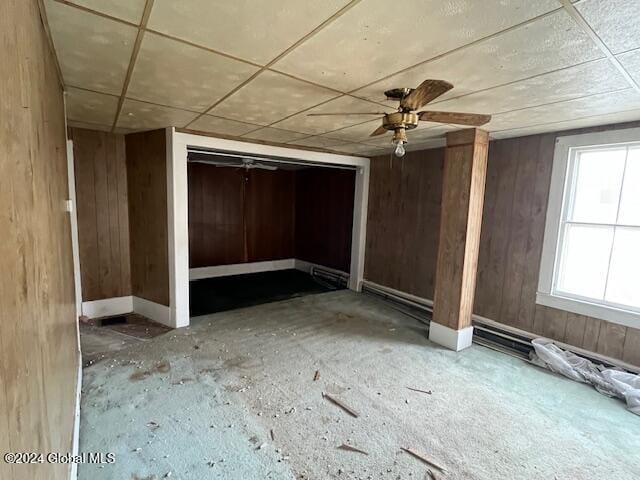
531,338,640,416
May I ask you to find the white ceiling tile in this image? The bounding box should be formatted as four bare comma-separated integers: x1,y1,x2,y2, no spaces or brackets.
287,136,352,149
325,119,385,142
330,143,383,156
209,71,338,126
272,95,392,135
117,99,199,130
618,49,640,85
485,89,640,131
188,114,261,137
45,0,137,95
65,87,119,125
431,58,628,115
63,0,146,23
128,32,259,112
242,127,308,144
147,0,349,65
272,0,559,91
492,108,640,139
353,11,603,106
576,0,640,54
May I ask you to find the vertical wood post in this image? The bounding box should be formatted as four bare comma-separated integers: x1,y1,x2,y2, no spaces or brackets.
430,128,489,351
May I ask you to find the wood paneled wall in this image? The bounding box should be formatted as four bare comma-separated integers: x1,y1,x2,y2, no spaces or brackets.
0,1,78,479
126,130,169,306
365,125,640,367
295,168,355,272
246,169,295,262
70,128,131,301
188,164,353,272
365,149,443,297
188,163,245,267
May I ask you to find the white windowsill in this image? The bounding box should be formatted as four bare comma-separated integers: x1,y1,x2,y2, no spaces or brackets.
536,291,640,329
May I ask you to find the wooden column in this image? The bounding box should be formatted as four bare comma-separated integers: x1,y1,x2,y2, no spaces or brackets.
431,128,489,350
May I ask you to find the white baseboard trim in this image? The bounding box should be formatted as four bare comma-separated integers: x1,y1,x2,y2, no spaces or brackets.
189,258,296,280
82,296,133,318
294,259,349,277
428,321,474,351
133,296,172,327
69,352,82,480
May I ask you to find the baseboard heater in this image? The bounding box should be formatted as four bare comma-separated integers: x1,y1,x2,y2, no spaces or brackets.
310,265,349,289
361,281,638,373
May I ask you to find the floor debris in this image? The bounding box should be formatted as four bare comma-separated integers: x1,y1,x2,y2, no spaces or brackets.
407,387,433,395
313,370,320,381
337,443,369,455
401,447,446,472
322,392,359,418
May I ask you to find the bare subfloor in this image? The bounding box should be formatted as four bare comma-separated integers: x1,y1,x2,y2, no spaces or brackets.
78,291,640,480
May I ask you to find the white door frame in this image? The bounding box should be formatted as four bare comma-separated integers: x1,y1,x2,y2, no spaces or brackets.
166,128,370,328
66,139,83,318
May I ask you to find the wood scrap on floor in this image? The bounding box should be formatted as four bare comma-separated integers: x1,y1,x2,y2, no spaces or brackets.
322,392,359,418
407,386,433,395
401,447,446,472
270,429,275,441
313,370,320,381
337,443,368,455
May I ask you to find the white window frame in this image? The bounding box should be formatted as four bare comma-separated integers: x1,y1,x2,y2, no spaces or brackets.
537,127,640,329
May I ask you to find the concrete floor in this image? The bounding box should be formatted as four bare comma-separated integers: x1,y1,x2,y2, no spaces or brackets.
78,291,640,480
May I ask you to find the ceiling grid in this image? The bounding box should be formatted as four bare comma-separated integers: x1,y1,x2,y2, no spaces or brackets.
43,0,640,155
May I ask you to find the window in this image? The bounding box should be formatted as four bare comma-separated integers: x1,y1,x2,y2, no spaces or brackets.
538,128,640,328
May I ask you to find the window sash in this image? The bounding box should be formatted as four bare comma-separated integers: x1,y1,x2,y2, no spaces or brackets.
551,143,640,315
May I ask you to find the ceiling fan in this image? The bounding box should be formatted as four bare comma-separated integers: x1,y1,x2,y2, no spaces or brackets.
308,79,491,157
191,157,278,171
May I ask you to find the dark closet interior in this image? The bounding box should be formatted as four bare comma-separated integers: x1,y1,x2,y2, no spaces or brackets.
187,152,356,315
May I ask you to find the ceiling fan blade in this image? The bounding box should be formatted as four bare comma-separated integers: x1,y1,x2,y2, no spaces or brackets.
307,112,386,116
418,110,491,126
253,163,278,171
401,79,453,110
370,125,388,137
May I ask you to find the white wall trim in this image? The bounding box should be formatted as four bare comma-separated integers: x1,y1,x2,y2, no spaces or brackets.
190,259,295,280
537,127,640,329
82,296,133,318
428,321,474,351
361,280,434,310
168,130,370,328
132,296,172,327
166,128,190,328
66,139,83,318
69,353,82,480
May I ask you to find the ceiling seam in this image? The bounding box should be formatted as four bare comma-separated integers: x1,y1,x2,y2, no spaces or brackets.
492,106,640,135
424,57,612,107
182,0,362,130
110,0,155,133
487,86,633,118
342,8,565,96
52,0,139,27
558,0,640,93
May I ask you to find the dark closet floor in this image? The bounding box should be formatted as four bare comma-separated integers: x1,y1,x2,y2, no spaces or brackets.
189,269,340,317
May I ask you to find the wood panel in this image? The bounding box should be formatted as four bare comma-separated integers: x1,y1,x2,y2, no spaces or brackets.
125,130,169,306
246,169,295,262
0,1,78,479
295,168,355,272
364,149,443,297
69,127,131,301
188,162,245,267
364,121,640,366
433,129,488,330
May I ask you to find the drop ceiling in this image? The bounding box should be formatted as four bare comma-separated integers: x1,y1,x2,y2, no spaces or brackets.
45,0,640,156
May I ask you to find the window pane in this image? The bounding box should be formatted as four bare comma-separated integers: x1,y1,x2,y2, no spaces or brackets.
555,224,614,299
604,228,640,309
569,148,625,223
618,147,640,226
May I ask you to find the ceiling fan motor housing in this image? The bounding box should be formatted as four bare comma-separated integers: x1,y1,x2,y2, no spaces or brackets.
382,112,419,132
